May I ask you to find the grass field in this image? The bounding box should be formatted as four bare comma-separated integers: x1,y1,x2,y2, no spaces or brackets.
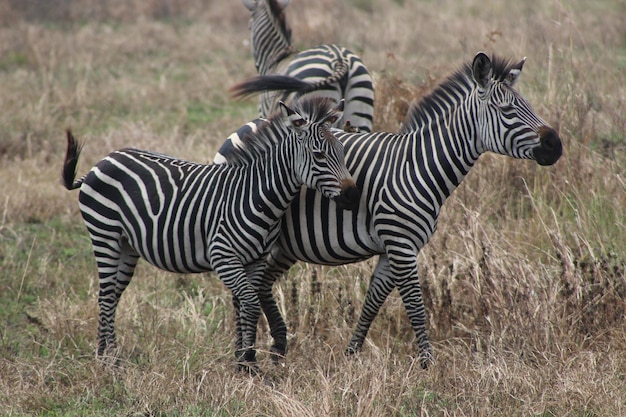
1,0,625,415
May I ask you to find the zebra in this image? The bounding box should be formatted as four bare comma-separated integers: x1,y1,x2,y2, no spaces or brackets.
238,0,375,132
215,52,563,369
61,97,360,370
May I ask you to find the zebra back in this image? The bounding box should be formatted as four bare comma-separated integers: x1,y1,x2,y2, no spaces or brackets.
239,0,374,132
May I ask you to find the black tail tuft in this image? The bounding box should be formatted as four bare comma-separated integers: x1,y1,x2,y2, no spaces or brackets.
229,75,312,99
62,129,84,190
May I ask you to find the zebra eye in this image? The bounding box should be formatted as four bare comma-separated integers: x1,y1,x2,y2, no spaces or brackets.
292,119,307,127
313,150,327,160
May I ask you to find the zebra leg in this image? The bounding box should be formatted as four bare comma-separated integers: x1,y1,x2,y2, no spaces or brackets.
213,259,261,372
231,295,243,354
256,252,295,363
258,277,287,364
346,255,395,355
394,266,433,370
234,286,261,373
95,238,139,361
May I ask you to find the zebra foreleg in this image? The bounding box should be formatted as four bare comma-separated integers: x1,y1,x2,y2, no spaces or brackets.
231,294,260,374
346,255,395,355
395,271,433,370
246,261,287,365
231,295,243,353
256,276,287,364
235,288,261,374
213,260,262,373
256,254,295,363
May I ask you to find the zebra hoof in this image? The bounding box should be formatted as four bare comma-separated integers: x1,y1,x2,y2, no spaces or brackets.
419,349,434,370
235,348,258,374
270,346,287,367
237,361,260,376
96,342,122,367
344,342,362,356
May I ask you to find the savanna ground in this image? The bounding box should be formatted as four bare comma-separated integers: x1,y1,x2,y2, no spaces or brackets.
0,0,625,415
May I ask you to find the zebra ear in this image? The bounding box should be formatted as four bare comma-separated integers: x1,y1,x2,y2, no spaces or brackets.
322,99,345,125
242,0,258,11
334,98,345,114
276,0,290,10
472,52,493,89
504,57,526,87
279,101,308,129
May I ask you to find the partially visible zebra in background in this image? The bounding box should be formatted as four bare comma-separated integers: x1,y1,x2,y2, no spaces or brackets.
62,97,359,371
238,0,375,132
216,52,563,369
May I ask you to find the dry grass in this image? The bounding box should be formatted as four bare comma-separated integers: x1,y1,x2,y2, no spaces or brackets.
0,0,625,415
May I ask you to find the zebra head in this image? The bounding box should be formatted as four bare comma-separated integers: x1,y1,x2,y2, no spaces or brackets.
280,98,360,210
471,52,562,166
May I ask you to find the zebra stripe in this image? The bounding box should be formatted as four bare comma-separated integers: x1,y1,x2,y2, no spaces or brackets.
239,0,374,132
218,52,562,368
63,97,359,369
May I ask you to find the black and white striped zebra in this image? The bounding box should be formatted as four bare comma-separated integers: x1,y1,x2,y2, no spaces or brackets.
216,52,563,368
238,0,374,132
62,97,359,369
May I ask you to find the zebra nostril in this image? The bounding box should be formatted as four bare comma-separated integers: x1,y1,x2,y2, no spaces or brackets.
334,182,360,211
534,126,562,166
539,127,560,150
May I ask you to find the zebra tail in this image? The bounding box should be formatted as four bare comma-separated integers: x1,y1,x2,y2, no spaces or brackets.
229,75,311,99
230,57,350,99
62,129,85,191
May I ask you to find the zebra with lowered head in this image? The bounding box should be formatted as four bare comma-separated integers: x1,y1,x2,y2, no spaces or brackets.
216,52,562,369
62,97,359,370
238,0,375,132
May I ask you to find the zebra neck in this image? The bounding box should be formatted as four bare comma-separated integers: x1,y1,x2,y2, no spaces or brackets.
255,41,292,75
252,8,292,74
409,101,481,200
249,146,301,221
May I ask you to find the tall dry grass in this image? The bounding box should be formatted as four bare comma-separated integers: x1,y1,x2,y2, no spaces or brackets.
0,0,625,415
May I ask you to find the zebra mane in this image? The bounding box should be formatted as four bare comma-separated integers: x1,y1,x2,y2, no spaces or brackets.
399,54,520,134
268,0,292,44
220,96,338,166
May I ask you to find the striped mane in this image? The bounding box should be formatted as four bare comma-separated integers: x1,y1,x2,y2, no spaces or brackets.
221,96,339,166
267,0,292,46
399,55,520,134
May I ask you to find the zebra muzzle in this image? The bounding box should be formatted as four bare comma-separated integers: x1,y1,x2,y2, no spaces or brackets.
533,126,562,166
334,179,360,211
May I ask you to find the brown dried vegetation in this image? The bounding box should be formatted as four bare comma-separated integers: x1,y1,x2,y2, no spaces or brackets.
0,0,625,415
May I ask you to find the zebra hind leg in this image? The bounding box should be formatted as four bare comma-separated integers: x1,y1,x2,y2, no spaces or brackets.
95,238,139,364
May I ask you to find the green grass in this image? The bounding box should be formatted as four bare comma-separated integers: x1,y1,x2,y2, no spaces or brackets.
0,0,625,415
